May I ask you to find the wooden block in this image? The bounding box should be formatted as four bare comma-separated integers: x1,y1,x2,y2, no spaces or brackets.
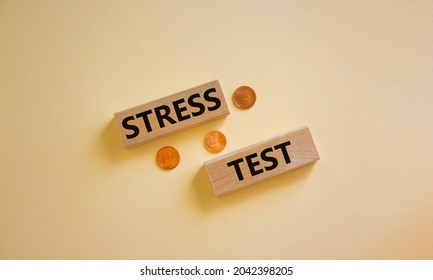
114,80,229,148
204,126,320,196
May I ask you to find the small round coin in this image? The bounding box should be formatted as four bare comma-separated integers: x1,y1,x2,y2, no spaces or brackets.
156,146,180,170
233,85,256,109
204,130,227,153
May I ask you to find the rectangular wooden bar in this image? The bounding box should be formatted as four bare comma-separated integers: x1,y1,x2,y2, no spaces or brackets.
204,126,320,196
114,80,229,148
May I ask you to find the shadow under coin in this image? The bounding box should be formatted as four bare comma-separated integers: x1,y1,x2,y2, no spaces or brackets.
191,162,318,213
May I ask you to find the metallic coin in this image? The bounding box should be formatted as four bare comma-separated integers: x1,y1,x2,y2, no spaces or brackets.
232,86,256,109
204,130,227,153
156,146,180,170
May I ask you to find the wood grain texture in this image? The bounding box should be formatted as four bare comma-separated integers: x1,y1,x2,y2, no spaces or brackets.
114,80,229,148
204,126,320,196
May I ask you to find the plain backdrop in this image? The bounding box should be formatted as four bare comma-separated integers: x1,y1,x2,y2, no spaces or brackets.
1,0,433,259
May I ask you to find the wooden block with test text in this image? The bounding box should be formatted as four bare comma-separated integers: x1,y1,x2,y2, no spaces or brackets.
204,126,320,196
114,80,229,148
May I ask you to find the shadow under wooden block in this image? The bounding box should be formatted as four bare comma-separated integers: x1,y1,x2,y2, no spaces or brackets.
191,162,318,213
98,116,228,165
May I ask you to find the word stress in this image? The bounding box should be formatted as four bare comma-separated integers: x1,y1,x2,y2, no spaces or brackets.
114,80,229,148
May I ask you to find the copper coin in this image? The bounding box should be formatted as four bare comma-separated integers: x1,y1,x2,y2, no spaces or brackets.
156,146,180,169
204,130,227,153
233,86,256,109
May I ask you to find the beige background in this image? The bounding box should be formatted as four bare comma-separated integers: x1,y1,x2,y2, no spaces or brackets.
1,0,432,259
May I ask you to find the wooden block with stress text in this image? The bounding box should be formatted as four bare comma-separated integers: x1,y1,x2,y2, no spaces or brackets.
114,80,229,148
204,126,320,196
